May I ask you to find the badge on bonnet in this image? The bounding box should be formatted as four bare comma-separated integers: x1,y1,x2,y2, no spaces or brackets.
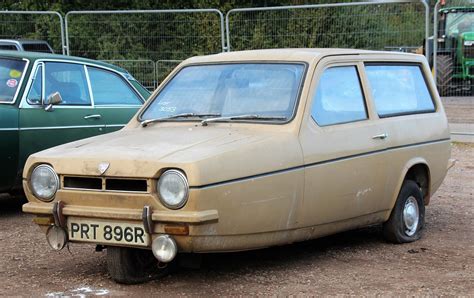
98,162,110,175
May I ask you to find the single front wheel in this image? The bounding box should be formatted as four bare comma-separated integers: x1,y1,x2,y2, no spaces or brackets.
107,246,169,284
383,180,425,243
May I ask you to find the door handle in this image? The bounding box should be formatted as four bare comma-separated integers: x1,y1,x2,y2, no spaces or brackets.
372,133,388,140
84,114,102,120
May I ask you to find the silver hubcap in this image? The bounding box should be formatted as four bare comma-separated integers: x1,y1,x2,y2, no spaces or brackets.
403,196,419,236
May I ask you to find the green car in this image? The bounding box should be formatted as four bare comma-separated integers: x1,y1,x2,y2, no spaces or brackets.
0,51,150,197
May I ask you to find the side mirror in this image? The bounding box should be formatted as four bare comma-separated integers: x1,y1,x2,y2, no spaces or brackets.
44,92,63,111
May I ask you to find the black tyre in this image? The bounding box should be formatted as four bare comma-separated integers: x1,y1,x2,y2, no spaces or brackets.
383,180,425,243
436,55,454,96
107,246,168,284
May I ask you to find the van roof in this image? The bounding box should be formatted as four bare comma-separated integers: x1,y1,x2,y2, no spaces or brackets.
185,48,420,64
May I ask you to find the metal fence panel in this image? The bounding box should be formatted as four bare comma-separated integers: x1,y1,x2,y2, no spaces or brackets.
66,9,224,91
0,11,65,54
434,0,474,97
104,59,157,91
65,9,224,60
226,1,429,53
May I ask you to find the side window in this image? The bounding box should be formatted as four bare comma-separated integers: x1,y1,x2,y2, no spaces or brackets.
87,67,142,105
365,64,435,117
311,66,367,126
26,65,43,104
44,62,91,106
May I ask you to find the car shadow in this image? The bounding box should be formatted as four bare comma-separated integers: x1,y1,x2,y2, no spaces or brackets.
172,225,385,277
0,194,26,216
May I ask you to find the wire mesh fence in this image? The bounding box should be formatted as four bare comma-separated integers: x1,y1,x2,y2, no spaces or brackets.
156,60,182,85
65,9,224,88
104,59,157,91
226,1,428,53
434,0,474,97
0,11,65,54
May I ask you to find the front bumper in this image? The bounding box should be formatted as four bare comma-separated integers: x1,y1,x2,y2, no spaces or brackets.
23,202,218,223
23,202,219,252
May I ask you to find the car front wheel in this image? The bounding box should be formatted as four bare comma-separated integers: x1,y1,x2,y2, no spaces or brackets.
383,180,425,243
107,246,169,284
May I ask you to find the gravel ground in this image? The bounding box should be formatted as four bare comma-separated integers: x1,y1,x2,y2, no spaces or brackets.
0,143,472,296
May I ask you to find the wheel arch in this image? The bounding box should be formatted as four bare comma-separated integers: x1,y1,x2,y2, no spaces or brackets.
390,158,432,213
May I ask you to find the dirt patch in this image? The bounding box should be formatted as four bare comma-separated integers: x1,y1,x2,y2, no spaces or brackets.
442,96,474,124
0,143,472,296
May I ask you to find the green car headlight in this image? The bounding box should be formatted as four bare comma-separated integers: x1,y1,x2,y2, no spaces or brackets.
30,164,59,202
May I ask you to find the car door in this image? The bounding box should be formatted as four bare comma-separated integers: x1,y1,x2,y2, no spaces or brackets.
0,57,28,192
84,66,144,133
298,58,390,227
18,61,106,169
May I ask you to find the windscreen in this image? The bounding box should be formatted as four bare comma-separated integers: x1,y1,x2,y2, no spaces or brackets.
446,12,474,36
141,63,305,122
0,58,27,103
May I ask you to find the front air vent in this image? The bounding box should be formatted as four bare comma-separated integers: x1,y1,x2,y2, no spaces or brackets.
62,176,148,193
64,176,102,190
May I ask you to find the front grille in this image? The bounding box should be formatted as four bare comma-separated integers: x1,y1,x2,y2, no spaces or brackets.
464,44,474,59
64,177,101,190
62,176,148,193
106,179,147,192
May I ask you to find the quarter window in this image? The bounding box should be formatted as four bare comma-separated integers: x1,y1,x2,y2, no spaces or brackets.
311,66,367,126
365,64,435,117
87,67,142,105
44,62,91,106
26,65,42,104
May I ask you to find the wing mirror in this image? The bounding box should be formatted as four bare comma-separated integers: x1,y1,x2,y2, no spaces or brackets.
44,92,63,112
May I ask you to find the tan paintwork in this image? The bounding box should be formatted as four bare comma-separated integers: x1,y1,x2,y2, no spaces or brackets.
22,49,451,253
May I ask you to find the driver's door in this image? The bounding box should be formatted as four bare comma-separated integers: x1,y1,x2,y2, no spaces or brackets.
18,61,106,168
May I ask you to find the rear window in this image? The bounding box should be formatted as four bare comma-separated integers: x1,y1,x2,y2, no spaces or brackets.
365,64,435,117
22,43,52,53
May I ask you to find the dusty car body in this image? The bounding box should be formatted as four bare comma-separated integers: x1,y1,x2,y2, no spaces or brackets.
0,51,149,196
22,49,451,284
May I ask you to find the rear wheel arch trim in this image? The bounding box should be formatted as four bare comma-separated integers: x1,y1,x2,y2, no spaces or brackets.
389,159,431,216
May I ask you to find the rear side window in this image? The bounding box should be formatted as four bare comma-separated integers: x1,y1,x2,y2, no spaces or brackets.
311,66,367,126
44,62,91,105
22,43,52,53
365,64,435,117
0,58,27,103
87,67,142,105
0,45,18,51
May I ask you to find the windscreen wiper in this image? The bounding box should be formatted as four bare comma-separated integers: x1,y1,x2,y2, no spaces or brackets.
141,113,221,127
201,114,287,126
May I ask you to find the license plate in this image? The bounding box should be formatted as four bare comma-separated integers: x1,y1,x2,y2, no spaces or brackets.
67,217,150,247
464,40,474,46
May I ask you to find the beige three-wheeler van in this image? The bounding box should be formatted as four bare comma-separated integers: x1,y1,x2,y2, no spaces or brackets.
22,49,452,284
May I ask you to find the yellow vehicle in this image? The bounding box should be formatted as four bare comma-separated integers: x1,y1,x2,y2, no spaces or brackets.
23,49,452,284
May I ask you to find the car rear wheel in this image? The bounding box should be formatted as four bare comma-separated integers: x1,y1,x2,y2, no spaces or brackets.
383,180,425,243
107,246,169,284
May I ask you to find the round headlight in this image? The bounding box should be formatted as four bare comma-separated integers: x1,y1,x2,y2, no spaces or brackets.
157,170,189,209
30,164,59,201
